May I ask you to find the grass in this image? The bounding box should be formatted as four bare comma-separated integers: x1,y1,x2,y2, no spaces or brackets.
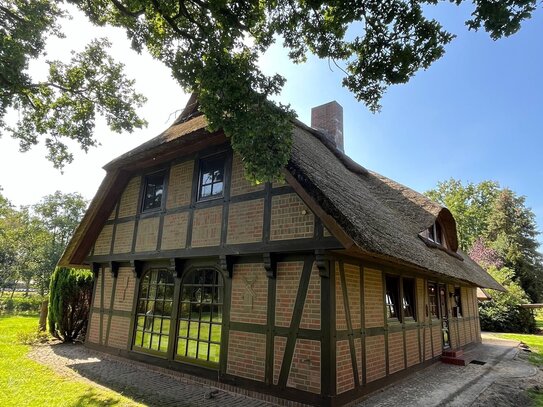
0,314,144,407
493,314,543,406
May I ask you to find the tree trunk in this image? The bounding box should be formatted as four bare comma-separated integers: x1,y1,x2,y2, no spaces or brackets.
39,300,48,332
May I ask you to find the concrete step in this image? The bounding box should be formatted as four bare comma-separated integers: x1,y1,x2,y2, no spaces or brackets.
442,349,464,358
441,355,469,366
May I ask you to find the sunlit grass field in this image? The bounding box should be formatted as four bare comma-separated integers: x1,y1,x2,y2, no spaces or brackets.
0,314,142,407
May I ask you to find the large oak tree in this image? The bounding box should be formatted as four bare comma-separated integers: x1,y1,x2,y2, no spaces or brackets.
1,0,538,179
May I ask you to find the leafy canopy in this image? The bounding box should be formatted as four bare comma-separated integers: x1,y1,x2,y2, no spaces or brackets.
1,0,538,179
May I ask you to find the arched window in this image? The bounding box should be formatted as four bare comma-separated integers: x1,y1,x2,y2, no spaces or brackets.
133,268,174,354
176,268,223,365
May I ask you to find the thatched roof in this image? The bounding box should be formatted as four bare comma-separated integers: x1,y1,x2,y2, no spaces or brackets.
59,97,502,290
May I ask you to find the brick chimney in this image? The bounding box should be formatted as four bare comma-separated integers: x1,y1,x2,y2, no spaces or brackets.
311,101,344,152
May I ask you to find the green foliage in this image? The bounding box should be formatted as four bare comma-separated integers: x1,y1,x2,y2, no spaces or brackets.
0,315,142,406
0,296,43,313
48,267,94,341
1,1,146,170
2,1,540,180
426,179,543,302
479,267,536,333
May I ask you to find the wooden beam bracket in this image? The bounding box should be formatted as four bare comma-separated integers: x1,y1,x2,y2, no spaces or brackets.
91,262,100,278
315,249,329,278
170,258,185,279
130,260,143,279
109,261,120,278
219,255,235,278
263,252,277,279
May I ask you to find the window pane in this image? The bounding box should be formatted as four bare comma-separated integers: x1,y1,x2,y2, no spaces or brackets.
428,283,439,318
177,338,187,356
177,268,223,365
212,181,223,196
142,172,165,211
201,184,212,198
385,276,400,320
402,278,416,320
132,269,173,354
198,157,225,200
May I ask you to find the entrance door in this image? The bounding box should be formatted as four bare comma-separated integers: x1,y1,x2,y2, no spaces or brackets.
438,284,450,349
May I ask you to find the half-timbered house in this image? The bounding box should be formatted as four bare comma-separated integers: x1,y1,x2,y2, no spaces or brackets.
60,94,502,406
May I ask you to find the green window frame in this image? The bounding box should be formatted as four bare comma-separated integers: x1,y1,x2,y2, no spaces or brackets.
133,268,175,355
175,268,224,366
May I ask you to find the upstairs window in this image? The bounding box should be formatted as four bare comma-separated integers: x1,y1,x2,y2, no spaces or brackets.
427,222,443,245
198,156,225,201
402,278,416,320
452,287,463,318
385,275,400,320
142,172,165,212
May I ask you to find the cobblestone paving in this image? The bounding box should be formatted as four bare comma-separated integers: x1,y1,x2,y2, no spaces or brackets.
29,343,277,407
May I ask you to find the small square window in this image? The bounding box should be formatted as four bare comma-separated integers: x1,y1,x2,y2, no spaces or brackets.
385,275,400,321
402,278,416,321
198,156,225,201
142,172,165,212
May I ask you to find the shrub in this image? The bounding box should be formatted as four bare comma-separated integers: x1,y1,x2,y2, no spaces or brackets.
48,267,94,342
479,267,536,334
0,296,43,313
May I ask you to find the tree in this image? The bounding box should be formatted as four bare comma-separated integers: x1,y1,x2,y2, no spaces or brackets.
2,1,538,180
427,179,543,302
48,267,93,341
32,191,87,295
425,179,500,250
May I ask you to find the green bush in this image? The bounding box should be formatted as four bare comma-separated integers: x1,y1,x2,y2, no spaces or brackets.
479,267,536,334
0,296,43,313
48,267,94,342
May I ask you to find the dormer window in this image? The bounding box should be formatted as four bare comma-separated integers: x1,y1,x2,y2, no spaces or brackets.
428,222,443,245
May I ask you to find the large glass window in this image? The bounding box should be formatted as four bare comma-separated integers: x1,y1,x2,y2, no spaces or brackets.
133,268,174,354
142,172,165,211
198,156,224,201
176,268,223,365
385,275,400,320
402,278,416,320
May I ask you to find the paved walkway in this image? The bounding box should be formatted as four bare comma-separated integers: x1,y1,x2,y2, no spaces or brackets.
28,336,540,407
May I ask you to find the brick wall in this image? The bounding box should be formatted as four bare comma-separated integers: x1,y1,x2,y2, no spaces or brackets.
432,324,442,357
354,337,363,384
107,315,131,349
94,225,113,255
166,161,193,209
364,268,384,328
113,267,135,312
118,176,140,218
300,263,320,330
230,263,268,325
113,221,135,253
336,340,354,394
405,330,419,367
270,193,314,240
161,212,189,250
108,205,117,221
275,262,303,328
273,336,287,385
387,331,404,374
345,263,361,330
135,217,160,252
336,264,347,331
230,153,264,196
191,206,222,247
102,269,113,308
287,339,321,394
365,335,386,382
227,331,266,382
87,310,100,343
226,199,264,244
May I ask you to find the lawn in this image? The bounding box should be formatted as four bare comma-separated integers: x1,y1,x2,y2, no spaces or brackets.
0,314,143,407
493,316,543,406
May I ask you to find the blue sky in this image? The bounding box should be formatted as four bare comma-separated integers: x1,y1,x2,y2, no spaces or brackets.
0,4,541,246
261,4,543,246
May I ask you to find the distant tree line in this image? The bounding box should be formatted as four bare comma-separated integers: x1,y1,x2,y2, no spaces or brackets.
0,188,87,298
426,180,542,332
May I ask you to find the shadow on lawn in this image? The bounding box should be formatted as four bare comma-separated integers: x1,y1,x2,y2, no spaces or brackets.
47,342,217,407
70,389,126,407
